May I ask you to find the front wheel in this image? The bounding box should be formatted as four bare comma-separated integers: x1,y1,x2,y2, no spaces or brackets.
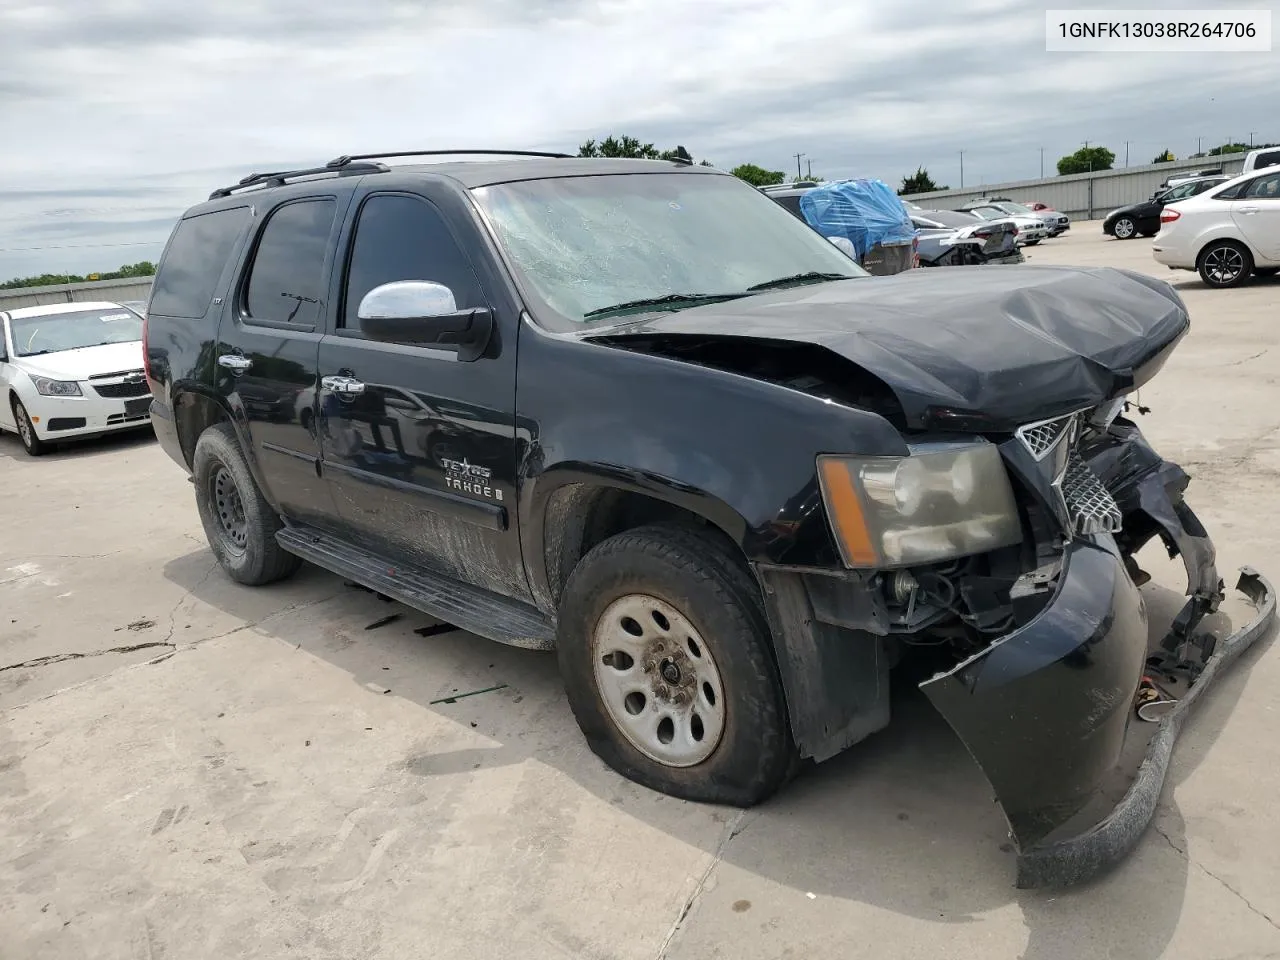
192,422,301,585
11,398,46,456
1025,238,1041,246
1198,240,1254,288
1112,217,1137,239
556,524,796,807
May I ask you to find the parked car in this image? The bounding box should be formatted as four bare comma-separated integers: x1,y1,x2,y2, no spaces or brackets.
1153,166,1280,287
145,149,1271,888
1161,168,1224,190
1103,175,1231,239
965,205,1050,245
0,301,152,456
1243,147,1280,174
961,198,1070,237
909,208,1024,267
768,180,919,275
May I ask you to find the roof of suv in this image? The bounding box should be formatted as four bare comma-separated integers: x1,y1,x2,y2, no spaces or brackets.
186,154,723,213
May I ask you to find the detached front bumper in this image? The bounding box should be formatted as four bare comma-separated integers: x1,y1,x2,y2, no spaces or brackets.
922,429,1275,888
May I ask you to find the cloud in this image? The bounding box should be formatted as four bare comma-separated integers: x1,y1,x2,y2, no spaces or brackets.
1,0,1275,280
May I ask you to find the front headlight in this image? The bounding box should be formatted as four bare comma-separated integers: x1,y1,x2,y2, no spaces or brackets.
817,442,1022,568
32,377,82,397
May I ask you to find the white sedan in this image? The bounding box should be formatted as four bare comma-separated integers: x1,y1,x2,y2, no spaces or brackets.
0,301,152,456
1152,167,1280,288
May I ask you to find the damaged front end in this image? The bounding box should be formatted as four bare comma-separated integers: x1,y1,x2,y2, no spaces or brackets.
907,404,1275,887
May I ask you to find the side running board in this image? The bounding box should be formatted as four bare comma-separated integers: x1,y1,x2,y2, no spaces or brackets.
276,525,556,651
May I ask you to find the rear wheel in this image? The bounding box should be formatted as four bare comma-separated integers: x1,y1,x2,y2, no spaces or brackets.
1112,217,1137,239
556,523,796,807
1197,240,1253,288
192,422,301,585
11,398,46,457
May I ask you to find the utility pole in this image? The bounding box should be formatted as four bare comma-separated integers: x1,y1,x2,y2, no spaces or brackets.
806,158,813,179
1039,147,1044,178
1197,136,1202,155
1083,140,1090,149
1250,132,1257,147
793,153,805,180
1124,141,1130,167
959,150,965,189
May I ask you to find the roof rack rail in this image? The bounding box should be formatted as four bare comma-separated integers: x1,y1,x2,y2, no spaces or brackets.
325,149,574,167
208,161,389,200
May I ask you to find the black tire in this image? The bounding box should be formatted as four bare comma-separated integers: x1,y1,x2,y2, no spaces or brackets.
1256,267,1279,278
1112,217,1137,240
192,422,301,585
556,522,796,807
1198,240,1254,288
11,398,46,456
1025,238,1041,246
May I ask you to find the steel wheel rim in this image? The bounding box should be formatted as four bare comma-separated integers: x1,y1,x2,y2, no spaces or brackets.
211,465,248,553
15,407,32,447
1206,247,1244,284
592,593,726,767
1114,219,1135,239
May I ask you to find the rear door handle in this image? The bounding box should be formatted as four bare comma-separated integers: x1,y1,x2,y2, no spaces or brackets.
217,354,252,374
322,375,366,396
1239,205,1261,214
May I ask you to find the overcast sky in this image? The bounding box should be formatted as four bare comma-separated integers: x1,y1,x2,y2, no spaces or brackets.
1,0,1276,282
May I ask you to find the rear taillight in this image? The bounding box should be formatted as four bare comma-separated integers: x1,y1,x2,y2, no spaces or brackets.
973,229,993,239
1160,209,1181,223
1011,225,1020,235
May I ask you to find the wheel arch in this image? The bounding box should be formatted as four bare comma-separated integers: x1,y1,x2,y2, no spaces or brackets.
529,469,751,613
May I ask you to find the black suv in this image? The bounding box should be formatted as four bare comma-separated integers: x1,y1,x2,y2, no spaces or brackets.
144,150,1271,887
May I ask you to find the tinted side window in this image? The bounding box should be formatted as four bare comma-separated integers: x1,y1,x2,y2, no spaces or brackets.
342,194,483,331
150,207,250,318
1244,173,1280,199
245,198,336,326
1258,151,1280,170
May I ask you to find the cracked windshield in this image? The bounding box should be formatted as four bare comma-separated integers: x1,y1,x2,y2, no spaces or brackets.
473,172,867,329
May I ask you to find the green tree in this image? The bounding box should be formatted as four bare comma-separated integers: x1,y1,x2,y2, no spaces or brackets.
730,163,786,187
1152,149,1175,163
577,135,703,164
1,260,156,290
899,166,948,195
1057,146,1116,175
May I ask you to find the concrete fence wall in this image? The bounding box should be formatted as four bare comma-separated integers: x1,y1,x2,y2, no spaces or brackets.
0,276,154,312
902,152,1249,221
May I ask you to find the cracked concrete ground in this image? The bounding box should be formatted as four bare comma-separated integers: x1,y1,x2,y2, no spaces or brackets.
2,228,1279,960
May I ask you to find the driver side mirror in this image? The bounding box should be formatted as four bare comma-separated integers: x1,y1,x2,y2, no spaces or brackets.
357,281,493,362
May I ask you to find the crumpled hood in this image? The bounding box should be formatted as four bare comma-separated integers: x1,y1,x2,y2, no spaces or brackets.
588,265,1189,431
10,341,144,382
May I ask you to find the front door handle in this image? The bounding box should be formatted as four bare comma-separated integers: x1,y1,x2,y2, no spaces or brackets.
322,375,366,396
217,354,252,375
1238,205,1260,214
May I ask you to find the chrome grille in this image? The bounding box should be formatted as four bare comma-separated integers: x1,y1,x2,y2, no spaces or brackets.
1059,451,1123,535
1015,415,1074,460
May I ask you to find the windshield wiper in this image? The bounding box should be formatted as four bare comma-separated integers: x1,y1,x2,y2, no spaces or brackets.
582,293,747,321
747,271,853,292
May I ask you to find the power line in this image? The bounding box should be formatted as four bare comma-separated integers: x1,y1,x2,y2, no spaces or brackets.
0,239,165,253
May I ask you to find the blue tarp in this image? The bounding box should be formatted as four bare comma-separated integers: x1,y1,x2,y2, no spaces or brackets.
798,179,917,260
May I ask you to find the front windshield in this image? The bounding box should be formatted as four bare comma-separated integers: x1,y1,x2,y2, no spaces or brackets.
472,172,868,330
994,202,1037,216
9,306,142,358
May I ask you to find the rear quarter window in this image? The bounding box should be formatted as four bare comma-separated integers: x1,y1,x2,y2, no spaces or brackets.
150,207,251,318
1258,150,1280,170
